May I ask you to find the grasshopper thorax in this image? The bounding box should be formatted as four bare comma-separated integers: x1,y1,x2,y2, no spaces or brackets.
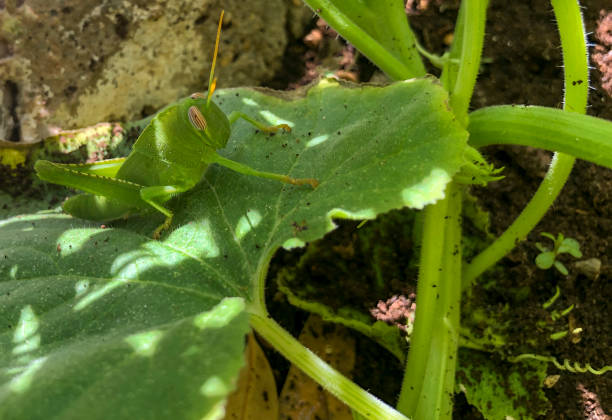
186,94,230,150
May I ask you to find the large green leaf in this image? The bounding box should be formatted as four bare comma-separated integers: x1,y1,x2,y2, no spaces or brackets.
0,77,467,419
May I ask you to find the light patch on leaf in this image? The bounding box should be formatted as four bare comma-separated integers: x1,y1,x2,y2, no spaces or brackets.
241,97,259,107
8,357,47,394
202,400,226,420
258,110,295,128
317,77,340,89
324,208,377,233
166,219,220,258
282,237,306,250
13,305,39,345
57,228,103,256
74,279,90,297
401,167,451,209
110,245,178,279
306,134,329,148
125,330,164,357
193,297,245,330
235,209,263,240
200,376,230,398
12,335,40,355
74,278,129,311
327,208,376,221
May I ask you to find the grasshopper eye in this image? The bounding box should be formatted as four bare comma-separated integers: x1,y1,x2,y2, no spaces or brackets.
190,92,207,100
188,106,207,131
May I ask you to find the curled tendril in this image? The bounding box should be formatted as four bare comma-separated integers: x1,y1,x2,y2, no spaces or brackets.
508,354,612,375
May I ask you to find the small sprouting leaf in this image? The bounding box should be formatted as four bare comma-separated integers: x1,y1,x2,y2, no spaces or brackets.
535,252,555,269
558,237,582,258
553,261,569,276
540,232,556,242
534,242,549,253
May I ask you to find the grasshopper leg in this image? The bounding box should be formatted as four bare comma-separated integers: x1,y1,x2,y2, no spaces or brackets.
210,153,318,188
228,111,291,133
140,185,187,239
50,158,126,178
63,193,133,222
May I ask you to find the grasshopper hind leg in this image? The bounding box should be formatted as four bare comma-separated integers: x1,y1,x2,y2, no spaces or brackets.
140,185,188,239
63,194,133,222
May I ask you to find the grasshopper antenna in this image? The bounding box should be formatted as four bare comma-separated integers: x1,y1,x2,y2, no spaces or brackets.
207,10,224,106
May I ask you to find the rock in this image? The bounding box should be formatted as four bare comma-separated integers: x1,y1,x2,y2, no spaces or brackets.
0,0,308,142
573,258,601,281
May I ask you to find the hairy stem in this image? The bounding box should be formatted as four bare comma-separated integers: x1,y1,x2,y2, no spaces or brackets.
463,0,588,288
396,184,463,419
302,0,426,79
397,1,487,417
466,105,612,169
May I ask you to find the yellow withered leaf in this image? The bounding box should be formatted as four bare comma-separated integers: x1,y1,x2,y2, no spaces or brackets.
279,315,356,420
223,332,279,420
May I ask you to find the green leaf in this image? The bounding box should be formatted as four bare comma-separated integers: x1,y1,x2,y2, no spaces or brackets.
535,252,555,269
0,250,249,420
302,0,426,80
456,350,550,420
540,232,556,242
553,261,569,276
558,237,582,258
468,105,612,169
1,77,467,419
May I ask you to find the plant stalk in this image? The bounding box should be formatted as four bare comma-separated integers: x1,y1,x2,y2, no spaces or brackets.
302,0,426,79
463,0,588,288
443,0,489,126
396,183,462,419
397,0,487,416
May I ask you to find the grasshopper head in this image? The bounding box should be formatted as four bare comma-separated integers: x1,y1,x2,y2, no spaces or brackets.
187,95,231,150
186,11,230,150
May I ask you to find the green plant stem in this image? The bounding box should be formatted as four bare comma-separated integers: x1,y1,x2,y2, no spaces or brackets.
397,196,448,416
396,183,462,419
397,1,486,417
466,105,612,169
463,0,588,289
414,39,446,69
439,185,462,416
249,313,409,420
444,0,488,126
303,0,425,79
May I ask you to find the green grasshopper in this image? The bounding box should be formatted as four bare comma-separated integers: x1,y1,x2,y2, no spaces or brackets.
35,11,318,239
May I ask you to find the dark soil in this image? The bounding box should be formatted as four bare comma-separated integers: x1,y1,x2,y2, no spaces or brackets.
264,1,612,419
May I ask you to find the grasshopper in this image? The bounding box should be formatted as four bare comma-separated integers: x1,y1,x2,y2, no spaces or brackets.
35,11,318,239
